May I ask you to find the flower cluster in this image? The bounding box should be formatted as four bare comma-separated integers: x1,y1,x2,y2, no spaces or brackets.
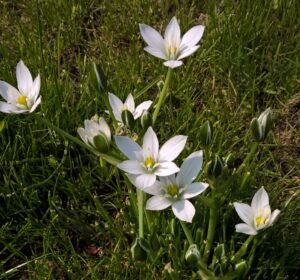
0,15,282,276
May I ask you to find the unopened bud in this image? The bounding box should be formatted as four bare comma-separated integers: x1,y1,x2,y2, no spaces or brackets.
185,244,201,266
207,155,224,178
214,243,225,260
93,132,110,153
250,118,263,141
90,63,107,92
140,110,152,129
122,109,135,130
199,120,213,147
235,260,247,275
251,108,273,142
131,237,150,261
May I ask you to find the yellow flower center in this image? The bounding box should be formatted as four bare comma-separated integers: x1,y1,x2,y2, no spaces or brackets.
167,46,177,58
255,216,263,226
144,157,155,169
17,95,27,106
255,213,268,227
167,184,179,197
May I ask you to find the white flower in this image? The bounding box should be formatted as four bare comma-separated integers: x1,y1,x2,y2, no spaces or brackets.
78,117,111,154
0,60,41,114
108,92,152,124
140,151,209,223
115,126,187,188
139,16,205,68
233,187,280,235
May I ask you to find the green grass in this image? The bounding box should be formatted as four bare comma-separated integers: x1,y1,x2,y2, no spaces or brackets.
0,0,299,279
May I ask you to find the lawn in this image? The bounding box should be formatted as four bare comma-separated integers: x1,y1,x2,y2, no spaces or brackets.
0,0,299,279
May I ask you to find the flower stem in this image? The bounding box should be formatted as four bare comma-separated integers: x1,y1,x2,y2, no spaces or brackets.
231,235,255,263
35,114,120,166
137,189,144,238
179,220,194,245
152,68,173,125
236,142,259,174
203,191,217,264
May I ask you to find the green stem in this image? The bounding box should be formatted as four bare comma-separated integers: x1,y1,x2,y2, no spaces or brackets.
137,189,144,238
231,235,254,263
179,220,194,245
203,192,217,264
35,114,120,166
197,260,216,278
236,142,259,174
152,68,173,125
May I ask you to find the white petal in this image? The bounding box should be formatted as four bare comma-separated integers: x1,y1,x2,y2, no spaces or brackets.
115,136,142,160
108,92,123,121
85,120,99,135
177,45,200,60
172,199,195,223
125,93,135,112
142,180,164,195
268,209,280,227
77,127,88,143
98,117,111,140
178,151,203,186
135,173,157,188
134,101,153,119
183,182,209,199
146,195,172,211
16,60,33,95
144,46,168,60
29,96,41,112
233,202,254,226
235,223,257,235
159,135,187,161
251,187,269,210
163,60,183,68
139,24,166,53
164,17,181,47
155,162,180,176
0,101,20,113
142,127,159,160
117,160,145,174
28,74,41,101
0,81,20,102
180,25,205,48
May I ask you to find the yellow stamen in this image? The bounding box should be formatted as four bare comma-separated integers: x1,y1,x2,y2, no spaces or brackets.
167,184,179,197
144,157,155,169
256,216,263,226
17,96,27,106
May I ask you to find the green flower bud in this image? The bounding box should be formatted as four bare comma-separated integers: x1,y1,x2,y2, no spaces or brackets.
121,109,135,130
185,244,201,266
214,243,225,260
93,132,110,153
131,237,150,261
140,110,152,129
250,118,263,141
90,63,107,92
199,120,213,147
251,108,273,142
234,260,247,276
207,155,224,178
258,108,273,139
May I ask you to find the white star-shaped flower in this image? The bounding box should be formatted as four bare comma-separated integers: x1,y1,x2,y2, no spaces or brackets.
0,60,41,114
115,126,187,188
136,151,209,223
139,17,205,68
234,187,280,235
